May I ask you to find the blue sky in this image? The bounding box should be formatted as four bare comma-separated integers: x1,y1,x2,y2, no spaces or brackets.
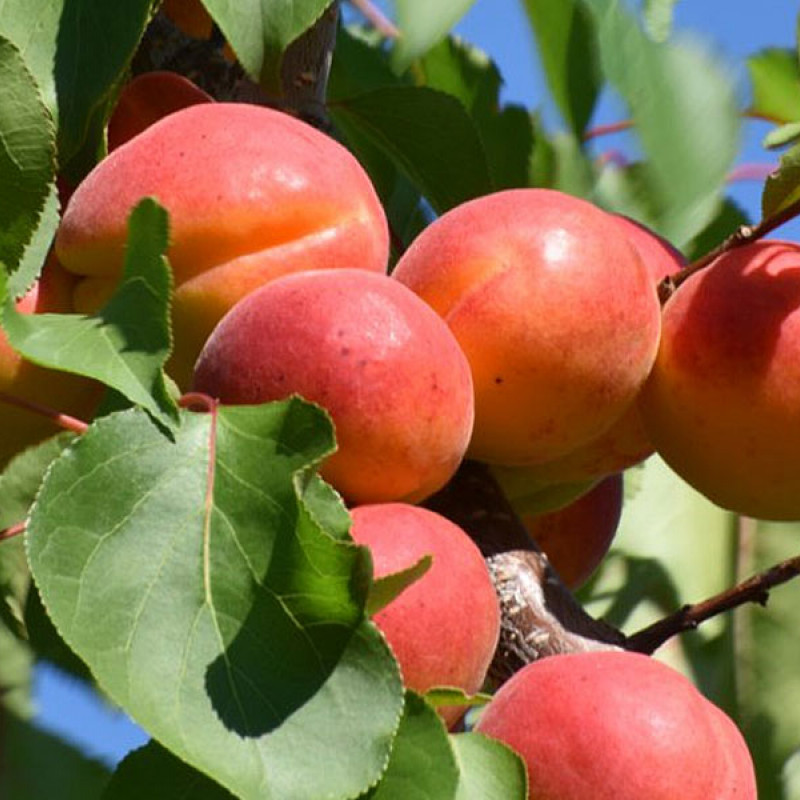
31,0,800,772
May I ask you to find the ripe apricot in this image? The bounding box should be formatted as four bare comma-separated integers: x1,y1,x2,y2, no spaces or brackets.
192,269,474,505
640,239,800,520
475,650,756,799
56,103,389,387
349,503,500,727
393,189,661,467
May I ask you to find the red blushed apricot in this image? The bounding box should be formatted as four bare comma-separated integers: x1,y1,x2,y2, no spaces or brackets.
107,72,213,152
393,190,661,467
640,239,800,520
56,103,389,387
192,269,474,505
349,504,500,727
521,473,623,590
0,259,100,466
475,651,756,800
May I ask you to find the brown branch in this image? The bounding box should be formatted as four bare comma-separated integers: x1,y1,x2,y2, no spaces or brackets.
657,192,800,303
347,0,400,38
625,551,800,654
0,522,25,543
0,392,88,435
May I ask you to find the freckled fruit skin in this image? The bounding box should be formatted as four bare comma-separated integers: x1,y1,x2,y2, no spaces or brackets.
349,503,500,726
521,473,623,590
639,239,800,520
393,189,661,467
56,103,389,388
0,259,100,466
107,71,213,152
475,651,757,800
192,269,474,505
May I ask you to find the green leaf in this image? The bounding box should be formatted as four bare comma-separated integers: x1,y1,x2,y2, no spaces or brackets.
583,0,739,245
0,616,32,715
0,36,56,276
642,0,677,43
203,0,334,94
764,121,800,149
734,519,800,799
762,143,800,219
748,48,800,125
27,400,403,800
390,0,478,74
367,554,432,616
0,0,153,177
364,692,460,798
452,732,528,799
105,742,235,799
1,199,178,430
4,711,111,799
330,85,494,213
685,198,749,262
521,0,602,135
423,687,490,710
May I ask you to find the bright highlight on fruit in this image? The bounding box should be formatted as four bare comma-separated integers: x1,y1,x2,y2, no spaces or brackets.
192,269,475,505
56,103,390,387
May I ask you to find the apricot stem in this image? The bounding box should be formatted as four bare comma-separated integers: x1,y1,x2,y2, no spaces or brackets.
0,522,25,542
625,549,800,654
0,392,89,435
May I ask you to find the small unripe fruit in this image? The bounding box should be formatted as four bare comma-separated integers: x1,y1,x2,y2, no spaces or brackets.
350,503,500,726
193,269,475,505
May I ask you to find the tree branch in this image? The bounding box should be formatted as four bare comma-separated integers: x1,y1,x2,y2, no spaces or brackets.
0,393,88,435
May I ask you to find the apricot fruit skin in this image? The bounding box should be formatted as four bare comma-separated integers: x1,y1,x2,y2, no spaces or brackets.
192,269,474,505
639,239,800,520
56,103,389,387
521,472,623,590
349,503,500,727
0,260,100,466
475,650,756,800
393,189,661,467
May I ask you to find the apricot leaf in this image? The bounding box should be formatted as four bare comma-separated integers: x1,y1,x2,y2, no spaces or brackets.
0,199,178,430
748,48,800,125
521,0,601,136
27,400,403,800
10,183,59,301
0,36,55,277
0,0,152,177
366,554,432,616
203,0,334,94
390,0,477,73
763,121,800,150
734,518,800,799
423,687,490,710
452,733,528,799
584,0,739,245
762,143,800,219
331,86,493,213
642,0,677,42
105,742,235,799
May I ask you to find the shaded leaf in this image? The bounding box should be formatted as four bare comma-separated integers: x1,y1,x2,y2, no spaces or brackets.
203,0,333,94
521,0,602,135
331,85,493,213
748,48,800,125
367,554,432,616
104,741,235,799
584,0,739,245
0,0,153,178
28,401,403,800
762,143,800,219
0,36,55,276
452,732,528,800
763,121,800,150
423,687,490,710
643,0,678,42
685,197,750,262
391,0,478,74
1,199,178,429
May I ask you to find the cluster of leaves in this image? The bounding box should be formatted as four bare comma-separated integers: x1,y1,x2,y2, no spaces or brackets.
1,0,800,797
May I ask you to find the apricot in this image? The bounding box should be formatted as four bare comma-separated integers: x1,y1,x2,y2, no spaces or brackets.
192,269,474,505
490,215,686,486
56,103,389,387
161,0,214,39
0,259,100,467
639,239,800,520
349,503,500,726
475,650,756,799
107,72,213,152
520,473,623,590
392,189,661,466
